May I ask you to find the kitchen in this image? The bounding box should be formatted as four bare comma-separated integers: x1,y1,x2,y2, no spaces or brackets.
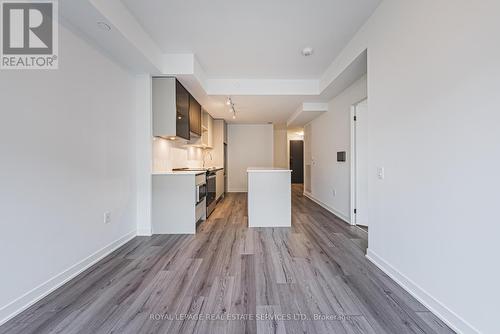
151,77,227,234
150,77,291,234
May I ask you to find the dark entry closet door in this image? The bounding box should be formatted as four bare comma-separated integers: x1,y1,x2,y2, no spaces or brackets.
290,140,304,184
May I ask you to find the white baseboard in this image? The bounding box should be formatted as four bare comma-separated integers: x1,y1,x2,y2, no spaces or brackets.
0,230,137,326
303,191,351,224
366,249,480,334
227,188,247,193
136,227,152,236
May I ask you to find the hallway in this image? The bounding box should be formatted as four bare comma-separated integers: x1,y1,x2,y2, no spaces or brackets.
0,186,454,334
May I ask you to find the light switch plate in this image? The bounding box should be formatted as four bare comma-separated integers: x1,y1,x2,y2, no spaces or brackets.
104,212,111,224
377,167,385,180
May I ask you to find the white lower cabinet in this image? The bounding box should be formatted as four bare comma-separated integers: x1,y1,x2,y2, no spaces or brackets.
152,173,206,234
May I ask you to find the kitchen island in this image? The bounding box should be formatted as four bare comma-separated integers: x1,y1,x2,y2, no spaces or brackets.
247,167,292,227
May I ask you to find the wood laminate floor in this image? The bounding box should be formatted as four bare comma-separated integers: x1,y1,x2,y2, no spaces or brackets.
0,185,455,334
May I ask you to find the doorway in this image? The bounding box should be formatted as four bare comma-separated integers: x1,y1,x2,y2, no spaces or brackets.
350,99,368,230
289,140,304,184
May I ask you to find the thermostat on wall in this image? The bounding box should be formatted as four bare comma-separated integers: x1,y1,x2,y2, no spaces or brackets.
337,151,346,162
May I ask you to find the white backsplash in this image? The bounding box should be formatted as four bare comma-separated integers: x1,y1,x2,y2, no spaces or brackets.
152,137,212,172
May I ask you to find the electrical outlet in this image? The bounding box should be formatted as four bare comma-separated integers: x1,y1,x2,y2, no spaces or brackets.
104,212,111,224
377,167,385,180
332,189,336,197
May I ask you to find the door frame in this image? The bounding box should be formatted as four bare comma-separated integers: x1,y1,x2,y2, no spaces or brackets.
350,98,368,226
349,105,356,225
289,139,304,184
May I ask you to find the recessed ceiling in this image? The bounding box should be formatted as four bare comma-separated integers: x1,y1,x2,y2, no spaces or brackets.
185,50,368,124
204,95,312,124
59,1,374,125
121,0,380,79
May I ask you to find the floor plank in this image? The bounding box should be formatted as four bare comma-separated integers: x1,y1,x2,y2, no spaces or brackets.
416,312,456,334
0,185,455,334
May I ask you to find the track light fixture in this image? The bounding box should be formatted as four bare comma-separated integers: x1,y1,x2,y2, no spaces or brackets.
226,97,237,119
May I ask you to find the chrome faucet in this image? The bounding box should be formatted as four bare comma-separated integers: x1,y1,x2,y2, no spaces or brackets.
202,151,213,168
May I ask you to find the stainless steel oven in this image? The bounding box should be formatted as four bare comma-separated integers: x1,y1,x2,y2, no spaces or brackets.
206,171,217,216
196,179,206,205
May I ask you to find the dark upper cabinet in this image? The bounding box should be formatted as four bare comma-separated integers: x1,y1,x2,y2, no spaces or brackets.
175,80,190,140
189,94,202,136
152,77,203,141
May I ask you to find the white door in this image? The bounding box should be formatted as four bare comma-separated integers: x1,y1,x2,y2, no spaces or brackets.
353,99,368,227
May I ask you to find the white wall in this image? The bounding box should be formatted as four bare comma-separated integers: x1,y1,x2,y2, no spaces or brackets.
135,75,153,236
287,130,304,141
0,24,137,323
322,1,500,333
227,124,273,192
308,75,367,222
273,126,305,171
273,125,288,168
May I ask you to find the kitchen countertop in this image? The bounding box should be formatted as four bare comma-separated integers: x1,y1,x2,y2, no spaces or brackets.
153,167,224,176
247,167,292,173
152,171,206,175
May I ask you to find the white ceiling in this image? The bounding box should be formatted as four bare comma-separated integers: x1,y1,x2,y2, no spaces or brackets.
121,0,380,79
190,50,368,124
59,0,375,124
205,95,312,124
